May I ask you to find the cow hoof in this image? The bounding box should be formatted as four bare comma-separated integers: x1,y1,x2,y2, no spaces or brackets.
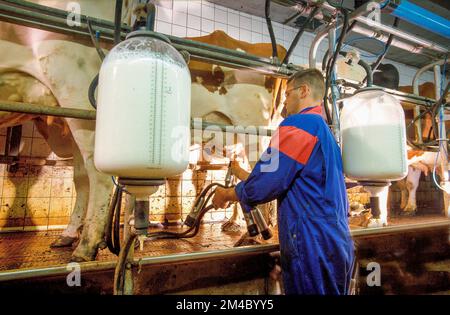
221,220,241,232
70,255,88,263
50,236,77,248
71,246,98,262
234,235,261,247
367,218,385,228
98,241,107,250
70,251,97,262
401,210,417,216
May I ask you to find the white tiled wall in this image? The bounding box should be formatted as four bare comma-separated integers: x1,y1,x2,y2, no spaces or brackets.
154,0,434,86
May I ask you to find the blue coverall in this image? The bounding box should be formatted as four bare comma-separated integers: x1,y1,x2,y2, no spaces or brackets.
235,105,355,295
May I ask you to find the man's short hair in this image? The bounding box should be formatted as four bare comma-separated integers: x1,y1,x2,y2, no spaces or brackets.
287,69,325,101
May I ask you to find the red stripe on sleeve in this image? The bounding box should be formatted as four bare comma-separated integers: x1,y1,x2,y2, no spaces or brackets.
270,126,318,165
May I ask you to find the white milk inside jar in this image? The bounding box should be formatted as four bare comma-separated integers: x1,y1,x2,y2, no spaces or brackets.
340,90,407,182
94,32,191,179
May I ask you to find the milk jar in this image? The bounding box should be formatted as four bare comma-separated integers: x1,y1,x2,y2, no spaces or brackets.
340,89,408,181
94,31,191,179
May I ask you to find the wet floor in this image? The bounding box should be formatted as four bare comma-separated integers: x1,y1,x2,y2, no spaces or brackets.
0,214,447,272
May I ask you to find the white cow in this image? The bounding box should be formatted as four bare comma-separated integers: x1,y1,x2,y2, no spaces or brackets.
0,0,140,261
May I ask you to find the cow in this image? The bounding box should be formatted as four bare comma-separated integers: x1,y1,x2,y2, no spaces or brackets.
394,82,449,215
0,0,140,261
0,2,287,259
183,30,286,232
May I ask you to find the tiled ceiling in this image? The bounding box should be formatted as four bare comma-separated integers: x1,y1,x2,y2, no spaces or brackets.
208,0,450,70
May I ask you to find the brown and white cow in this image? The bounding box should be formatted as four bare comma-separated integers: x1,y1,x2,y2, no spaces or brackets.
0,2,287,259
394,82,450,215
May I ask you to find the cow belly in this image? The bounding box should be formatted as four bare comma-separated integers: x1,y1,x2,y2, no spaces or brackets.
191,83,273,127
0,71,58,127
191,83,274,162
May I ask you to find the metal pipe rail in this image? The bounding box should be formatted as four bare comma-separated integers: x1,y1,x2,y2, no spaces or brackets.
0,219,448,282
0,0,298,77
309,1,449,69
0,100,276,136
336,85,439,110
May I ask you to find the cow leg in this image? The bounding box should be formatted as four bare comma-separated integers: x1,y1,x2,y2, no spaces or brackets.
221,203,242,232
403,167,422,215
396,179,409,211
66,119,113,262
51,142,88,247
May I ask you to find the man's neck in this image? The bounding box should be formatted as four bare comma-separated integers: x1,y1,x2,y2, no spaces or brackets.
297,100,322,113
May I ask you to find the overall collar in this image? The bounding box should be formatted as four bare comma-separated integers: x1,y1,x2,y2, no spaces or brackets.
299,105,323,115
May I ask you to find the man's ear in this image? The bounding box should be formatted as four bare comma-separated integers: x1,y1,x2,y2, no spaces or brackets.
299,84,309,98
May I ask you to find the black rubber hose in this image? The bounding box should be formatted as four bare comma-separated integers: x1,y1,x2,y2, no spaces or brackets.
88,73,99,110
114,0,123,45
283,6,320,65
431,81,450,142
113,231,137,295
113,187,123,254
265,0,278,59
86,18,105,61
91,0,122,110
105,185,123,256
357,58,373,87
324,8,349,126
371,17,399,72
146,3,156,31
105,185,120,254
321,20,357,72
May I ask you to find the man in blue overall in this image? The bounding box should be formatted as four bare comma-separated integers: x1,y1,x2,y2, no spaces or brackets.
212,69,355,295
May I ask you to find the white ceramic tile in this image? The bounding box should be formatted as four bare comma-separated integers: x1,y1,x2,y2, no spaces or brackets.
202,0,214,7
173,11,187,27
156,0,173,9
172,24,186,37
239,11,251,18
214,22,227,32
214,8,227,24
273,23,283,41
187,14,201,30
187,0,201,16
239,15,251,31
173,0,188,13
201,18,214,33
239,29,251,42
186,27,201,37
156,6,172,23
283,28,295,43
262,22,268,36
202,3,215,18
156,20,172,34
251,32,263,43
227,12,239,27
227,25,240,40
251,18,262,34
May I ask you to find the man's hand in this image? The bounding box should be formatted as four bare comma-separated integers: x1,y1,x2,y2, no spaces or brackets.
212,187,238,209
